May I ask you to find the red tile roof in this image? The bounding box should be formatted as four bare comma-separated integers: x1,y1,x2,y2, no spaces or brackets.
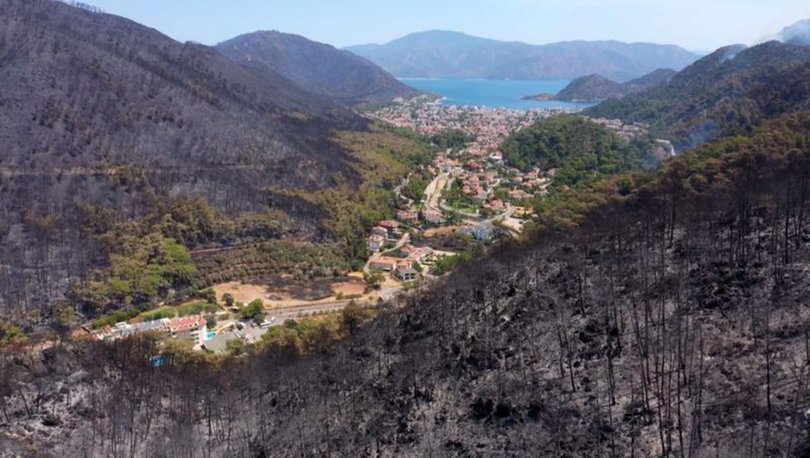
168,315,206,333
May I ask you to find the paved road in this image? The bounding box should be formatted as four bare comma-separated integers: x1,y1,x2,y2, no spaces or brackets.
424,173,450,213
270,300,355,319
267,285,404,320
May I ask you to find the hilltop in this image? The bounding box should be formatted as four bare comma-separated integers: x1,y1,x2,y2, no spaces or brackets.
529,68,677,103
346,30,700,81
216,31,423,106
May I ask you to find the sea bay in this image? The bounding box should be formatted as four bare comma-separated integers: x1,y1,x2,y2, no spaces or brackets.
400,78,593,110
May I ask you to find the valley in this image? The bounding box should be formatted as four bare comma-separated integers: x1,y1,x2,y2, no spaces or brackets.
1,1,810,456
66,99,616,353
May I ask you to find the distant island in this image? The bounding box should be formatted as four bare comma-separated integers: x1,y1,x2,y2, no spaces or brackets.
520,93,555,101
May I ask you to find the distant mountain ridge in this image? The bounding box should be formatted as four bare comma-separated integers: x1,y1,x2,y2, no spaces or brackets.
216,31,422,106
346,30,700,81
588,39,810,150
539,68,677,102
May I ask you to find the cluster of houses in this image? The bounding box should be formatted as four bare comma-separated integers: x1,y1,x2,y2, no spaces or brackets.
434,151,551,212
367,220,401,253
459,167,498,203
92,314,208,343
511,168,552,191
368,102,559,143
370,244,435,282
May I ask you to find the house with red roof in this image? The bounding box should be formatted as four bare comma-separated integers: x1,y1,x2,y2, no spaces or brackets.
379,220,400,233
167,315,207,343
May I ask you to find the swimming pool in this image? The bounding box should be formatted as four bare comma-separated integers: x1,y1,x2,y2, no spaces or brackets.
206,331,216,340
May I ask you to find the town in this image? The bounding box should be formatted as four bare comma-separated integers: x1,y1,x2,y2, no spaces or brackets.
72,100,650,355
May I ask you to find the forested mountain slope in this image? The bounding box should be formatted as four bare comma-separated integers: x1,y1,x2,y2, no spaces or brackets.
217,31,422,106
552,68,677,102
588,41,810,150
500,115,649,187
3,113,809,457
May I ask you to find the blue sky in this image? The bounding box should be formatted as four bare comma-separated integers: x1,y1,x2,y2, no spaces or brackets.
85,0,809,51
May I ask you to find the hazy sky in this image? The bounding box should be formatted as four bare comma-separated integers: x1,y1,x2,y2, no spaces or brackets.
85,0,809,51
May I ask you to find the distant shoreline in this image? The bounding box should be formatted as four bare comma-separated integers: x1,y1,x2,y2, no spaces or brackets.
399,78,592,110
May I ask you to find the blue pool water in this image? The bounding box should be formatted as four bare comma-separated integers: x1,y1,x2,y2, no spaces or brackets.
207,331,216,340
400,78,594,110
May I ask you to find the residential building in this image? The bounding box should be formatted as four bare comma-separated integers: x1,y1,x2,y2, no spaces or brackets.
486,199,504,211
379,220,400,234
120,319,170,338
396,209,419,224
368,234,385,252
168,315,207,343
370,257,399,271
462,221,495,241
423,209,444,224
509,189,532,201
395,264,419,282
406,247,434,264
371,226,388,238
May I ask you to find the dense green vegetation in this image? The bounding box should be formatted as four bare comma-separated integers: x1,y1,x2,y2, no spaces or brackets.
259,303,376,355
68,195,300,317
501,115,646,187
241,299,266,322
71,234,197,316
527,111,810,235
431,129,474,150
430,250,474,276
444,178,477,210
402,174,431,203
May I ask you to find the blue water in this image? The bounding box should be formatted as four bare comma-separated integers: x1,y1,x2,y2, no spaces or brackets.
206,331,216,340
400,78,593,110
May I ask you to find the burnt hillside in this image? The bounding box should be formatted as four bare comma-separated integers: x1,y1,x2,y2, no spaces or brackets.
0,0,380,311
217,31,423,106
2,113,809,457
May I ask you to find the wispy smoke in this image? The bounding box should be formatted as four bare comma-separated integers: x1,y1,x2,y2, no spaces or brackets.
775,19,810,45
